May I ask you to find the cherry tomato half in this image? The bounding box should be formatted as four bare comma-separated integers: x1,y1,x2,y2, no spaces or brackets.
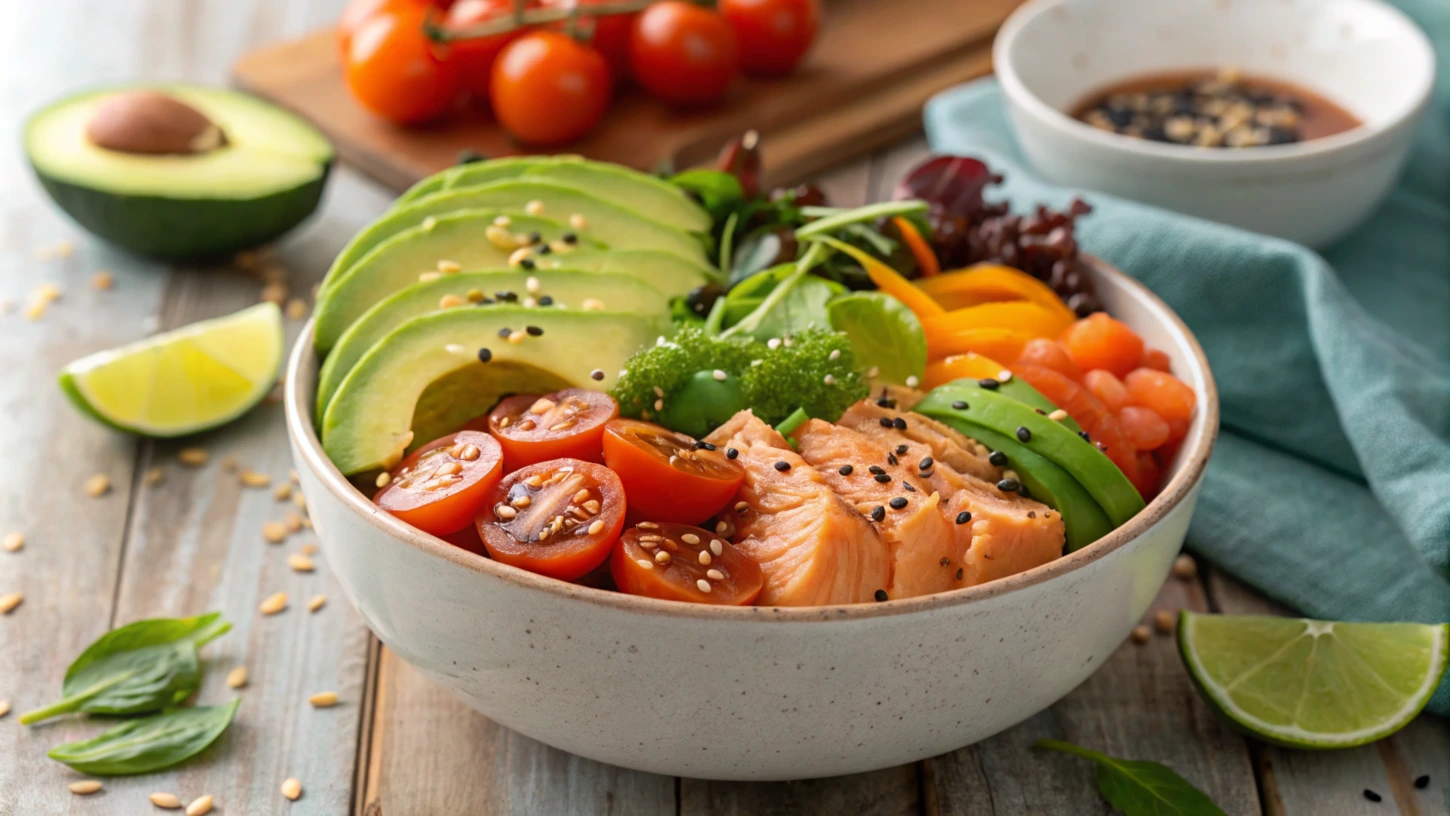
629,2,739,106
445,0,525,99
375,431,504,535
541,0,635,81
601,419,744,524
720,0,820,77
487,388,619,469
345,2,461,124
491,30,613,145
611,522,763,605
476,458,626,580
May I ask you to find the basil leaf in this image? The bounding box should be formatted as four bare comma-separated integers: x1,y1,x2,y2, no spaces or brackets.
1036,739,1226,816
48,699,241,776
21,613,230,724
748,275,841,340
827,292,926,385
670,169,744,219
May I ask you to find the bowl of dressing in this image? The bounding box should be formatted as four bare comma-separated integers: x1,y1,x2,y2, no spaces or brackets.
993,0,1435,248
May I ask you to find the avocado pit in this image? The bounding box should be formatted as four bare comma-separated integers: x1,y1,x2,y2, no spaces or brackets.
85,89,227,155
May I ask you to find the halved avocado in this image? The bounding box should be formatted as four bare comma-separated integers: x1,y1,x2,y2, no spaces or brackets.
25,84,331,260
323,180,708,289
916,386,1145,525
313,210,596,352
321,307,664,475
316,269,670,417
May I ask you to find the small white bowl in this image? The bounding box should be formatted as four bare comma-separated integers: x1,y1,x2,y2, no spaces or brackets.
286,258,1219,780
993,0,1435,248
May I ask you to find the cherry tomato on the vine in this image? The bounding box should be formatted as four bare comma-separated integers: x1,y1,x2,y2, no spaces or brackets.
720,0,820,77
491,30,613,145
444,0,524,99
345,1,461,124
629,1,739,106
337,0,444,58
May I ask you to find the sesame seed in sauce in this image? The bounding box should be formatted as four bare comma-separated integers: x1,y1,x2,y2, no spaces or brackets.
955,567,964,581
774,461,791,472
895,445,908,456
696,579,712,593
838,465,853,476
874,589,888,602
870,506,885,521
889,497,908,509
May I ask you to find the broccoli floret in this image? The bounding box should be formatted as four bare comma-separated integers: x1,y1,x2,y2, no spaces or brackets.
610,326,755,419
738,329,868,424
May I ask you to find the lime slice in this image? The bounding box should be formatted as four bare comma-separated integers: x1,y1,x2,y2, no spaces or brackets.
1179,611,1449,749
59,302,284,437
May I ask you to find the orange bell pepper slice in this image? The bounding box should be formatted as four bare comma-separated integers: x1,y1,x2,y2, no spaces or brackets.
927,327,1036,363
923,301,1076,343
809,236,944,320
891,217,940,278
917,264,1074,320
923,352,1009,390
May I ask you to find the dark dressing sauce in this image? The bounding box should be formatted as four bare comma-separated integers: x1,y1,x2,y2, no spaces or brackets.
1071,68,1362,148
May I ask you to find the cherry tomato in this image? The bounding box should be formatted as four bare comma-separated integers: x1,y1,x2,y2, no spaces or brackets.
476,458,626,580
629,2,739,106
338,0,448,56
374,431,504,535
541,0,635,80
611,522,764,605
445,0,524,98
601,419,745,524
345,2,461,124
720,0,820,77
486,388,618,469
491,30,612,145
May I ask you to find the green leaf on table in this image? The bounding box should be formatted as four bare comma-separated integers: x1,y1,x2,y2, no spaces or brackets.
827,292,925,385
48,698,241,776
21,612,230,724
1036,739,1226,816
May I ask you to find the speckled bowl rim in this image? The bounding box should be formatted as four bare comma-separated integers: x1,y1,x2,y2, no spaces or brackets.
993,0,1437,165
286,255,1220,623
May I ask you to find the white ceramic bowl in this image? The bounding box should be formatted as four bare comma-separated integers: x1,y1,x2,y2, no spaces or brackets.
993,0,1435,248
286,259,1219,781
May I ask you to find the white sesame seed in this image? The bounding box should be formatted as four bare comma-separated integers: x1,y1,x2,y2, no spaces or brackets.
2,593,25,615
508,248,532,267
1049,409,1069,421
906,375,920,389
829,349,841,361
3,531,24,552
698,550,712,565
68,780,103,795
493,215,512,227
508,330,527,344
445,343,466,355
867,366,880,378
186,794,214,816
696,579,712,593
710,539,723,556
281,778,302,801
437,259,461,274
308,594,327,612
997,370,1013,383
422,216,437,231
226,666,248,688
823,374,836,386
259,592,288,615
149,792,183,808
525,200,546,216
654,550,672,564
654,399,663,411
712,369,728,381
636,558,654,570
375,472,392,488
767,338,781,350
638,521,658,529
706,569,724,581
418,271,442,283
681,533,700,545
588,520,604,535
568,213,588,230
526,276,541,294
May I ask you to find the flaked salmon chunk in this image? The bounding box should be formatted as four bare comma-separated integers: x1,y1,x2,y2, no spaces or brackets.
792,419,959,598
706,411,891,606
838,400,1064,588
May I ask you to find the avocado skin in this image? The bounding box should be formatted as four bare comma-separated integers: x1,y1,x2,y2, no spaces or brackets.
32,161,331,261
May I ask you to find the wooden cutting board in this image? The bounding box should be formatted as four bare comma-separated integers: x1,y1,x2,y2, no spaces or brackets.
234,0,1018,192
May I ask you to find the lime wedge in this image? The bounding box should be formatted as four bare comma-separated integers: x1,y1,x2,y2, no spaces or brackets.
59,302,284,437
1178,611,1449,749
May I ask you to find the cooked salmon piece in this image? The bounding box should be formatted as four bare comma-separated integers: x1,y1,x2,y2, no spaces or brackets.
792,419,959,598
840,400,1000,483
705,411,891,605
838,400,1065,587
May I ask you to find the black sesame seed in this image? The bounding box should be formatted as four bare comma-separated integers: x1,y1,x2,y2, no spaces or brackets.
726,448,739,460
497,327,513,338
895,444,909,455
479,298,495,305
1414,775,1430,789
1016,426,1032,442
477,348,493,363
1363,790,1382,803
997,478,1020,493
918,457,934,470
874,474,891,483
525,325,543,337
537,244,552,255
774,461,791,472
889,497,908,509
496,291,518,302
456,148,484,164
902,482,916,492
874,589,888,602
1079,430,1092,442
940,557,951,567
589,369,604,381
868,465,886,475
951,400,968,410
955,511,972,525
1034,408,1046,415
527,231,542,245
892,417,907,430
561,232,579,244
520,258,536,270
955,567,964,580
879,418,894,428
838,465,853,476
979,378,1000,390
870,506,885,521
695,441,717,451
876,398,897,409
538,295,554,306
989,451,1008,467
886,453,898,466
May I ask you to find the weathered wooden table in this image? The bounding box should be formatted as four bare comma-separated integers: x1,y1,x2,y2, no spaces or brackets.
3,2,1447,814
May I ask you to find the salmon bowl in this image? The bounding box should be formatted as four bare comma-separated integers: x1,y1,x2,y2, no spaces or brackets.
285,250,1218,781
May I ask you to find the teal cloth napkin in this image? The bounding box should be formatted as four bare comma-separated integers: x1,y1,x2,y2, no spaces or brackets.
923,2,1450,714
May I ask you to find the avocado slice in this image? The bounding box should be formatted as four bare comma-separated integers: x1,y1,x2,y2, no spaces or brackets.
25,85,332,260
316,269,671,418
531,248,718,295
913,397,1112,551
323,181,709,293
942,376,1083,433
396,155,576,206
323,306,663,475
915,386,1145,526
450,161,710,234
313,210,595,352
